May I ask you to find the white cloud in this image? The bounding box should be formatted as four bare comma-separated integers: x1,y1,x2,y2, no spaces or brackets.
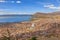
11,1,15,3
44,4,60,10
0,11,33,15
16,1,21,3
36,0,60,11
0,0,21,3
36,2,51,5
44,4,54,8
0,10,28,15
11,1,21,3
0,0,6,3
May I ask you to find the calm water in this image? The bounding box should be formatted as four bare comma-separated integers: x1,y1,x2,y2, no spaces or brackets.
0,16,32,23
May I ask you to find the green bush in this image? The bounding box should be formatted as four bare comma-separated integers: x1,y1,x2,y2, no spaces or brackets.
30,36,37,40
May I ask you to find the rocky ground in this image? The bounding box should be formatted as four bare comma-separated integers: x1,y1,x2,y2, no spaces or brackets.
0,12,60,40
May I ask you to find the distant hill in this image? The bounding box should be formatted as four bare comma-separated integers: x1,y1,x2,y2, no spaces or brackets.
0,14,32,17
34,11,60,15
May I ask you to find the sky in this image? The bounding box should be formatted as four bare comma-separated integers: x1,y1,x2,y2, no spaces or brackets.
0,0,60,15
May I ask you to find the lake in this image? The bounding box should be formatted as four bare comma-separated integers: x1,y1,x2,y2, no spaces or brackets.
0,15,32,23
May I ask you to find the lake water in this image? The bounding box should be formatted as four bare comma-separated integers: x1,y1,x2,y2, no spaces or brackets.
0,16,32,23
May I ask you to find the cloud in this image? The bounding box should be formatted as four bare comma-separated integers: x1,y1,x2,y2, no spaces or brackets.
0,0,21,3
16,1,21,3
11,1,15,3
11,1,21,3
0,0,6,3
44,4,60,10
0,11,33,15
0,9,17,15
36,0,60,10
36,1,51,5
0,10,27,15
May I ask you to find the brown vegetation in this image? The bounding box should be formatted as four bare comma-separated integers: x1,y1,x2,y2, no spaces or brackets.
0,12,60,40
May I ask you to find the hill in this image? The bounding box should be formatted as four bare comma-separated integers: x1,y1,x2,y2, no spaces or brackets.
0,11,60,40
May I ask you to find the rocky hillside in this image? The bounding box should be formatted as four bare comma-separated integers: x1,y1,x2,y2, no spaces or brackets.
31,12,60,21
0,12,60,40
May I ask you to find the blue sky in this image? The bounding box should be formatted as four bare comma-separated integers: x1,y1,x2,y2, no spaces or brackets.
0,0,60,15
